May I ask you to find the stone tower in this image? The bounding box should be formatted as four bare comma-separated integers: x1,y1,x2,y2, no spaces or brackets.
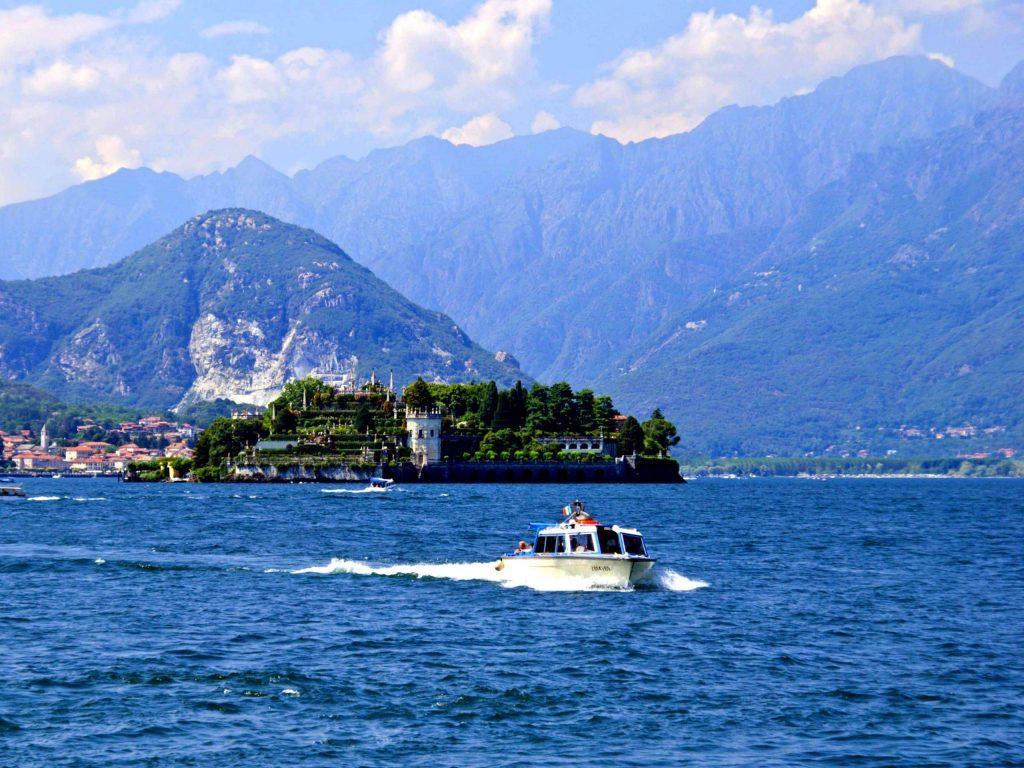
40,424,49,451
406,409,442,466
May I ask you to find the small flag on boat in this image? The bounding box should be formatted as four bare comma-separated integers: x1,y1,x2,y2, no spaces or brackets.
562,505,571,516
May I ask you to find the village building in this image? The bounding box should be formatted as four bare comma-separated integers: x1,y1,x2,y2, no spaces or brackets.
536,435,618,456
12,451,67,471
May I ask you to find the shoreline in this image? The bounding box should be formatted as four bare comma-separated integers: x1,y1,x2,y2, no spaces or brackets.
686,473,1024,480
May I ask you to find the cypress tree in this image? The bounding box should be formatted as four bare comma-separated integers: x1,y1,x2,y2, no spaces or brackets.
481,381,499,426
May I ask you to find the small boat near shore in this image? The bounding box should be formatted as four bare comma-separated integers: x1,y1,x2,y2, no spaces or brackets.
496,500,655,588
0,484,27,501
368,477,395,492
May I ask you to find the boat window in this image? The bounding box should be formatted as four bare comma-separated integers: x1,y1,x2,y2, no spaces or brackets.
597,527,622,555
555,535,566,554
535,535,555,554
570,533,595,553
622,534,646,556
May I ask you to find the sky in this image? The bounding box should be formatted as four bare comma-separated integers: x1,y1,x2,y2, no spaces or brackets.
1,0,1022,206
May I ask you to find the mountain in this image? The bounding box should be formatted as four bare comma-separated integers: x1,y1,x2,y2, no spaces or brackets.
0,57,991,377
0,55,1019,453
0,210,525,409
599,94,1024,454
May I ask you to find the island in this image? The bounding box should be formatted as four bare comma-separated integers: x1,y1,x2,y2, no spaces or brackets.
123,376,684,483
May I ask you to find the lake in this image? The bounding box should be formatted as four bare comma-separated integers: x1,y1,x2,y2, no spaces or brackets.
1,478,1021,766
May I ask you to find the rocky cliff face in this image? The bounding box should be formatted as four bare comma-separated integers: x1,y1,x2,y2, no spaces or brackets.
0,210,527,409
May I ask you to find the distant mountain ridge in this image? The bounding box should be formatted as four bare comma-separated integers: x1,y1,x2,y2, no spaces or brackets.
598,87,1024,453
0,210,525,409
1,55,1021,453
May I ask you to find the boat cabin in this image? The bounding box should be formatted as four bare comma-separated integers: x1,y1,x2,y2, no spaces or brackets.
369,477,395,489
533,525,648,557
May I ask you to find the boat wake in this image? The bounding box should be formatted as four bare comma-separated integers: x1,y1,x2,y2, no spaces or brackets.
655,569,709,592
291,558,707,593
321,488,387,495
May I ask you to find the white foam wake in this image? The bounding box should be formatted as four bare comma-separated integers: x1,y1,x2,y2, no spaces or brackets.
292,558,708,593
27,495,61,502
321,488,386,495
655,568,709,592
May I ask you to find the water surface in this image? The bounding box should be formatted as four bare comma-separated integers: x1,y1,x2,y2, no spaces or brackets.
1,478,1021,766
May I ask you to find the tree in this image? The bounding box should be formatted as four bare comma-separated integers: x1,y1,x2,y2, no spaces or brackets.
404,377,435,412
479,428,522,457
481,381,499,426
509,380,528,429
491,391,517,430
526,383,552,432
619,416,646,456
642,409,680,456
265,405,297,435
547,382,576,433
277,377,336,410
576,389,597,433
193,417,267,469
353,403,374,434
594,395,617,433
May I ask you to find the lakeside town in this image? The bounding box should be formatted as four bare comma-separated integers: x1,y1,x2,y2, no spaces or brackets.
1,416,195,475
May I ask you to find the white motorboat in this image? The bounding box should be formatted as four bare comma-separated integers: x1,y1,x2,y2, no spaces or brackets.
496,500,655,588
0,484,27,501
367,477,395,492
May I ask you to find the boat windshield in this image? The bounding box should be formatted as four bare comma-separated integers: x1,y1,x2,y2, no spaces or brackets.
596,527,622,555
535,535,566,554
570,533,595,553
622,534,646,557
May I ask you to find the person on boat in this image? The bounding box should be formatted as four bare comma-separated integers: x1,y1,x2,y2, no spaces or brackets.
515,540,532,554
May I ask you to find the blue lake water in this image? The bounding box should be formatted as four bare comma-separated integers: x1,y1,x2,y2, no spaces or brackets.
1,478,1022,766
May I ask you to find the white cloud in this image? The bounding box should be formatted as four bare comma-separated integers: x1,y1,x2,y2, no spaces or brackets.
377,0,550,109
575,0,923,142
73,135,142,180
0,1,181,67
201,20,271,39
124,0,182,24
0,6,115,65
23,61,102,96
0,0,552,204
442,113,514,145
530,110,560,133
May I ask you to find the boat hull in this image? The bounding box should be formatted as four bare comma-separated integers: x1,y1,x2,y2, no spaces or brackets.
496,555,655,588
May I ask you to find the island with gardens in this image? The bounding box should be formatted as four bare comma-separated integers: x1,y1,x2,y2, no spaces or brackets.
124,375,683,483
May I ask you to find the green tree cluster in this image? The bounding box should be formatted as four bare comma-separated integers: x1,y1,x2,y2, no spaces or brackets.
192,417,268,478
642,408,681,456
420,379,679,460
427,380,617,435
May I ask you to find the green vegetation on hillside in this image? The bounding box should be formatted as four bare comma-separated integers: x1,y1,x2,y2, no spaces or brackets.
0,380,143,438
0,209,526,410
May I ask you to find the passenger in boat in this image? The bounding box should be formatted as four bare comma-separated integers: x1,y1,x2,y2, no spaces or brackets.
515,540,532,554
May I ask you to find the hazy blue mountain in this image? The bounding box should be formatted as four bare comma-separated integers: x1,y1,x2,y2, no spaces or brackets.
0,55,1017,454
600,95,1024,454
0,57,992,382
0,210,525,409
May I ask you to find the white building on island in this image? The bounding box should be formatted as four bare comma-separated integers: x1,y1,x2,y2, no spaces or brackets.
406,410,442,466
